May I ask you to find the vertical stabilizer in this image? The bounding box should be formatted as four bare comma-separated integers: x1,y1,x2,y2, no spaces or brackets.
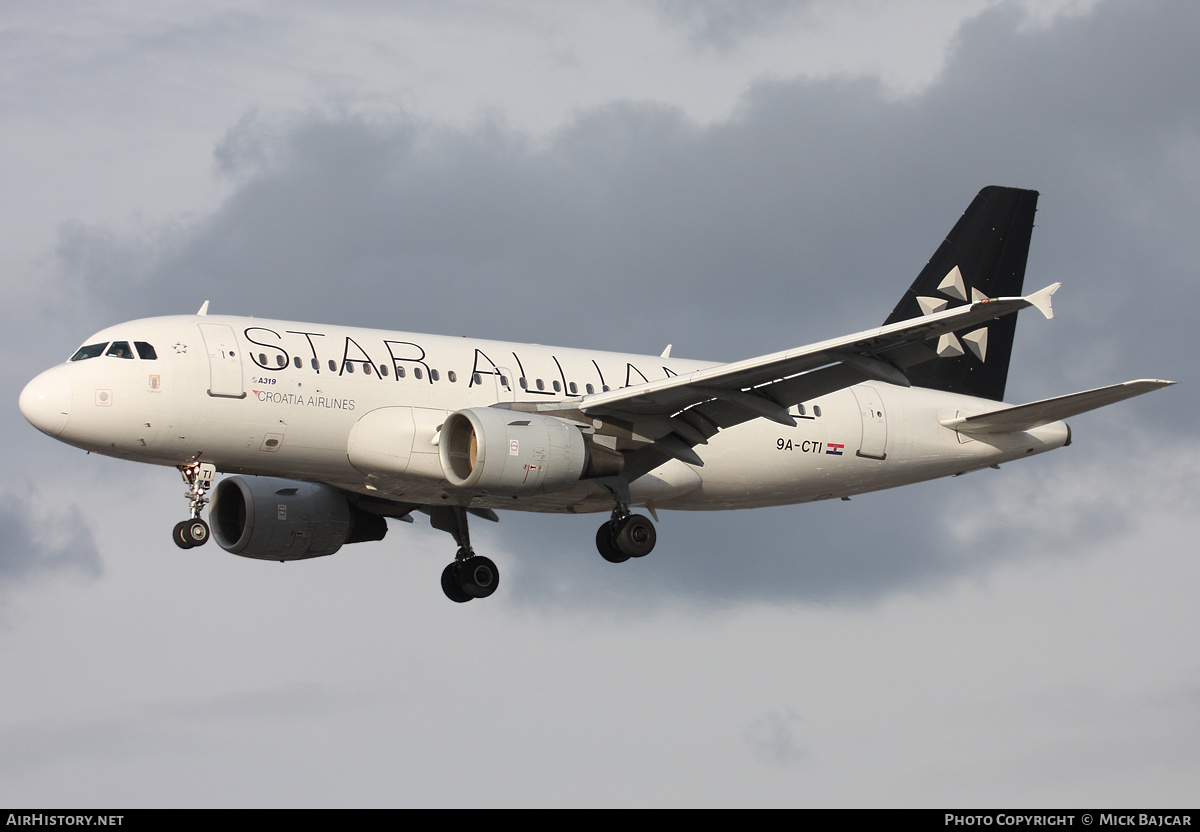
885,186,1039,401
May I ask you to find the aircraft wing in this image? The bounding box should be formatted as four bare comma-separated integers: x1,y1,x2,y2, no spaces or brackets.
508,284,1061,466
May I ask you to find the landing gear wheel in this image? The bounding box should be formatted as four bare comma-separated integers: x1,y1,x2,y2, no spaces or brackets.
441,562,473,603
615,514,656,558
596,522,629,563
174,518,209,548
460,555,500,599
183,518,210,547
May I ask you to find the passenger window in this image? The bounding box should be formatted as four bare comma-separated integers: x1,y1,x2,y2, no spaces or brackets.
586,384,594,394
448,371,457,383
397,367,405,378
106,342,134,359
134,342,157,360
552,380,561,392
380,365,389,377
813,405,822,417
414,367,423,380
430,369,440,382
328,360,336,371
293,356,302,369
276,355,286,368
345,362,355,374
472,373,482,385
71,343,108,361
569,382,578,395
536,379,545,391
798,404,806,416
311,358,319,370
519,377,527,389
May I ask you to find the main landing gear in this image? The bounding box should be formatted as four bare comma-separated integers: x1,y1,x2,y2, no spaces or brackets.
173,459,216,550
595,505,656,563
429,506,499,603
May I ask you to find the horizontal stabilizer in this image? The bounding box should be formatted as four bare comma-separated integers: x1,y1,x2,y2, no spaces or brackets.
941,379,1175,435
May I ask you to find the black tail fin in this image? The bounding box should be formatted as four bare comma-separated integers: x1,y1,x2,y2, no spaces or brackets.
885,186,1039,402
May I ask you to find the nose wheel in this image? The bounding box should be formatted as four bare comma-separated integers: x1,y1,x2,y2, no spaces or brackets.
173,518,211,549
174,459,216,550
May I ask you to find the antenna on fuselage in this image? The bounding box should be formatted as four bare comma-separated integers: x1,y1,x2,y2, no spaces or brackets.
197,301,209,316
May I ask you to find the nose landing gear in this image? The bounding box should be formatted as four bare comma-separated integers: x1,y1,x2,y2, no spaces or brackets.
173,459,215,550
173,517,210,549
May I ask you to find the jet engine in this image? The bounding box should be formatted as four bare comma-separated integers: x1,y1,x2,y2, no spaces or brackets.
440,407,614,494
209,475,387,561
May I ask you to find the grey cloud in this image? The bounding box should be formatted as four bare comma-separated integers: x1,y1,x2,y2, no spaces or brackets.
500,487,961,608
0,489,101,586
744,707,808,769
0,681,358,782
0,714,170,781
654,0,816,51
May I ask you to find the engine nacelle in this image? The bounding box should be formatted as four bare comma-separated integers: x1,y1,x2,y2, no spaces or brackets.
439,407,590,494
210,476,387,561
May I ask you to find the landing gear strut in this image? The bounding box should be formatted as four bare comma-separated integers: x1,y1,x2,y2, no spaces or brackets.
595,505,656,563
430,506,499,603
173,459,215,549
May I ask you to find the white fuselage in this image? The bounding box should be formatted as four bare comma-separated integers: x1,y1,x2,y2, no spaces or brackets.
21,314,1070,515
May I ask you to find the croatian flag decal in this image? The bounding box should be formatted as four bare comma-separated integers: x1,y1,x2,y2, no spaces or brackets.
825,443,844,456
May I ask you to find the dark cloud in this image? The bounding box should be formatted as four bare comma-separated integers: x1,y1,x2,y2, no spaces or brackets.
36,0,1197,605
60,1,1192,371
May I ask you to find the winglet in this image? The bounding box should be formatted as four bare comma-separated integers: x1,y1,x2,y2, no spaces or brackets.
661,344,672,358
1026,283,1060,320
197,300,210,316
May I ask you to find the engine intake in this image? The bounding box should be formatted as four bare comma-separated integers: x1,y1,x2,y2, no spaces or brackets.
210,475,387,561
439,407,594,494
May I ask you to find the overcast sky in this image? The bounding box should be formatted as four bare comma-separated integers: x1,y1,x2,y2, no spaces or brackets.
1,0,1197,808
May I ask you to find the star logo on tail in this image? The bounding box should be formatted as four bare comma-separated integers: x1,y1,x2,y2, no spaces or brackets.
916,265,989,361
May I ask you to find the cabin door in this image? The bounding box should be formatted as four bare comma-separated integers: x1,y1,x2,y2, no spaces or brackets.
198,323,245,399
851,385,888,460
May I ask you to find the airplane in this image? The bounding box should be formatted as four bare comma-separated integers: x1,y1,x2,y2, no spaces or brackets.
18,186,1173,603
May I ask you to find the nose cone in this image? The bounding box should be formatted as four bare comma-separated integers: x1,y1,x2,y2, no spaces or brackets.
20,368,72,437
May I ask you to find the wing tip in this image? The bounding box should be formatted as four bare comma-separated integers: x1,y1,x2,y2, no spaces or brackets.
1025,282,1061,319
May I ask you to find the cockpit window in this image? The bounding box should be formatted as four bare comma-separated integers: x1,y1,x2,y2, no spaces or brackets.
135,342,157,360
105,341,134,359
70,343,108,361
